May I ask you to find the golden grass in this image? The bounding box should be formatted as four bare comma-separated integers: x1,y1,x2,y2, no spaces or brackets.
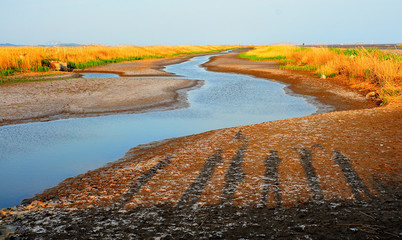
242,45,402,105
0,45,237,75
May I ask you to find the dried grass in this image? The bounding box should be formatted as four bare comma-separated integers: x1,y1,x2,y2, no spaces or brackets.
242,45,402,105
0,45,237,75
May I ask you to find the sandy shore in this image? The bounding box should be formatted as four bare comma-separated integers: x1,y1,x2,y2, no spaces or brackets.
0,58,200,126
1,51,401,239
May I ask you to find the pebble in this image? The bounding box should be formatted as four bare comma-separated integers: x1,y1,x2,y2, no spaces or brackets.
0,225,24,238
365,91,379,99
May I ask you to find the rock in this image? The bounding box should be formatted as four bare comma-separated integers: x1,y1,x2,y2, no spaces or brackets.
366,91,379,99
320,74,326,79
50,61,69,71
0,209,7,218
32,225,46,233
0,225,24,238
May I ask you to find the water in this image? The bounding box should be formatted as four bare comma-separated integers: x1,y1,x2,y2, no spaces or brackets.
80,72,121,78
0,54,318,208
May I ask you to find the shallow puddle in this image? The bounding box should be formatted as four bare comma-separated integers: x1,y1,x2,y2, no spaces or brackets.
0,54,321,208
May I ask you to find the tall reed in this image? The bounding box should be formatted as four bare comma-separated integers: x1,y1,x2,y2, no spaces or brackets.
241,45,402,105
0,45,237,76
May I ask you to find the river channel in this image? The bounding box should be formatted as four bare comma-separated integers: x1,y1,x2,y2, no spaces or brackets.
0,53,321,208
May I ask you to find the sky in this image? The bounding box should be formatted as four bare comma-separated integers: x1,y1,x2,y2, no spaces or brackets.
1,0,401,46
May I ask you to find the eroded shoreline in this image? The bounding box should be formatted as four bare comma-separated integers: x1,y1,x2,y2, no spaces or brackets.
75,56,192,77
203,50,378,112
0,56,202,126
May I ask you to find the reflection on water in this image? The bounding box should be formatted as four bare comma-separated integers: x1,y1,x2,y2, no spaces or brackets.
80,72,121,78
0,54,319,208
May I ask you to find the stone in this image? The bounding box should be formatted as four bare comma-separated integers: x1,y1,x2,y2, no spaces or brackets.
0,225,24,238
366,91,379,99
50,61,69,71
320,74,326,79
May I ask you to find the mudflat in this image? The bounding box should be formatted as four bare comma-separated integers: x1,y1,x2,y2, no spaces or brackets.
0,58,199,126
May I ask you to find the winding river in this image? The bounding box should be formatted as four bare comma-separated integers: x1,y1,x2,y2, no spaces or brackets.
0,53,320,208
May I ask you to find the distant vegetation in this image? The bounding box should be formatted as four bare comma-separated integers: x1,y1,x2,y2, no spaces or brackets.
0,45,238,77
241,45,402,105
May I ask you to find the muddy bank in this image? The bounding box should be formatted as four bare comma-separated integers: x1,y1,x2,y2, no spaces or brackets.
76,56,195,77
1,104,401,239
0,77,200,126
203,50,378,111
0,54,205,126
3,196,401,239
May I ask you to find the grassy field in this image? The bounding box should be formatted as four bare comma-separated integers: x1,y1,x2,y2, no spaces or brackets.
241,45,402,105
0,45,238,77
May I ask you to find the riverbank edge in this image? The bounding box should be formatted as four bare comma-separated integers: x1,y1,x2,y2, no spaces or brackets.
202,50,379,112
73,56,191,77
0,56,205,126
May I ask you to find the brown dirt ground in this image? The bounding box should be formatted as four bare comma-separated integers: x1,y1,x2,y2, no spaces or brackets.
1,51,401,239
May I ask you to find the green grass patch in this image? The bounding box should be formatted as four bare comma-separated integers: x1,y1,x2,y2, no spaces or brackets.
280,64,318,71
1,67,22,76
239,52,286,61
295,47,309,52
29,66,50,72
279,59,295,63
342,49,359,56
68,55,164,70
328,73,336,77
315,72,336,78
0,75,74,85
171,49,231,57
328,47,401,62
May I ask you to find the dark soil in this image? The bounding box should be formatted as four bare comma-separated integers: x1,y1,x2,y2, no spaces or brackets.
7,186,401,239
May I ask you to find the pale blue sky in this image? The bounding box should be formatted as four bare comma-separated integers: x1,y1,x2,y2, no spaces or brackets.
1,0,401,46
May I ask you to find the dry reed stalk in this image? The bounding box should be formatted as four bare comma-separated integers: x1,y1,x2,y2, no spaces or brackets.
242,45,402,105
0,45,237,75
